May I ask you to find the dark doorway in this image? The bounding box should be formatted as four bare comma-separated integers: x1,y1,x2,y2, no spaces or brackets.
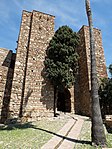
57,88,71,112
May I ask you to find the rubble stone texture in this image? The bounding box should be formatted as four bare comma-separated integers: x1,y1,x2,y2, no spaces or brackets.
0,10,107,121
0,48,15,122
76,26,107,116
10,10,55,120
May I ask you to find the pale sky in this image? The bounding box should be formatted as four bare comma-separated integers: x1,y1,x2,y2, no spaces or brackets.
0,0,111,67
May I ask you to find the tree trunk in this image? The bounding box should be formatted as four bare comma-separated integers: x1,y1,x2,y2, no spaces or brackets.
85,0,107,147
54,86,57,117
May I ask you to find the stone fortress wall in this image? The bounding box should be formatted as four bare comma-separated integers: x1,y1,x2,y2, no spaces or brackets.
10,10,55,121
0,48,15,122
76,26,107,116
0,10,107,122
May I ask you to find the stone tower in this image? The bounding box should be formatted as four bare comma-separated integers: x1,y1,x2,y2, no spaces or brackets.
9,10,55,120
0,10,107,122
75,26,107,116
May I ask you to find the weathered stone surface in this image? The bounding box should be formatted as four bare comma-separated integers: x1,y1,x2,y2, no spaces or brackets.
75,26,107,116
9,10,55,120
0,11,107,122
0,48,15,122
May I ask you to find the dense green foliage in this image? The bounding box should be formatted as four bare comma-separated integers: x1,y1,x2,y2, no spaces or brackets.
99,64,112,116
109,64,112,77
44,26,79,90
99,78,112,116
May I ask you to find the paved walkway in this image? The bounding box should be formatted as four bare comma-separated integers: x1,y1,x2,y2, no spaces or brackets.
41,114,89,149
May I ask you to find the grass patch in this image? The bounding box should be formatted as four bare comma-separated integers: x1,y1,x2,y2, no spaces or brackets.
0,116,112,149
75,119,112,149
0,118,68,149
75,120,95,149
107,132,112,148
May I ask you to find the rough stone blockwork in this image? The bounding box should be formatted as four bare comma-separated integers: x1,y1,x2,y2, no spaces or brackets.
10,10,55,121
0,10,107,122
76,26,107,116
0,48,15,122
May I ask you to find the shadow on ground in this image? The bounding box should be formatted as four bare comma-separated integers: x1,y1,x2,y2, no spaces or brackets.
0,120,91,146
0,121,34,130
105,125,112,133
34,127,92,145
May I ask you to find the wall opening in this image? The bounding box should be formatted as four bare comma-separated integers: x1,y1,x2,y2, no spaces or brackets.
57,88,71,112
